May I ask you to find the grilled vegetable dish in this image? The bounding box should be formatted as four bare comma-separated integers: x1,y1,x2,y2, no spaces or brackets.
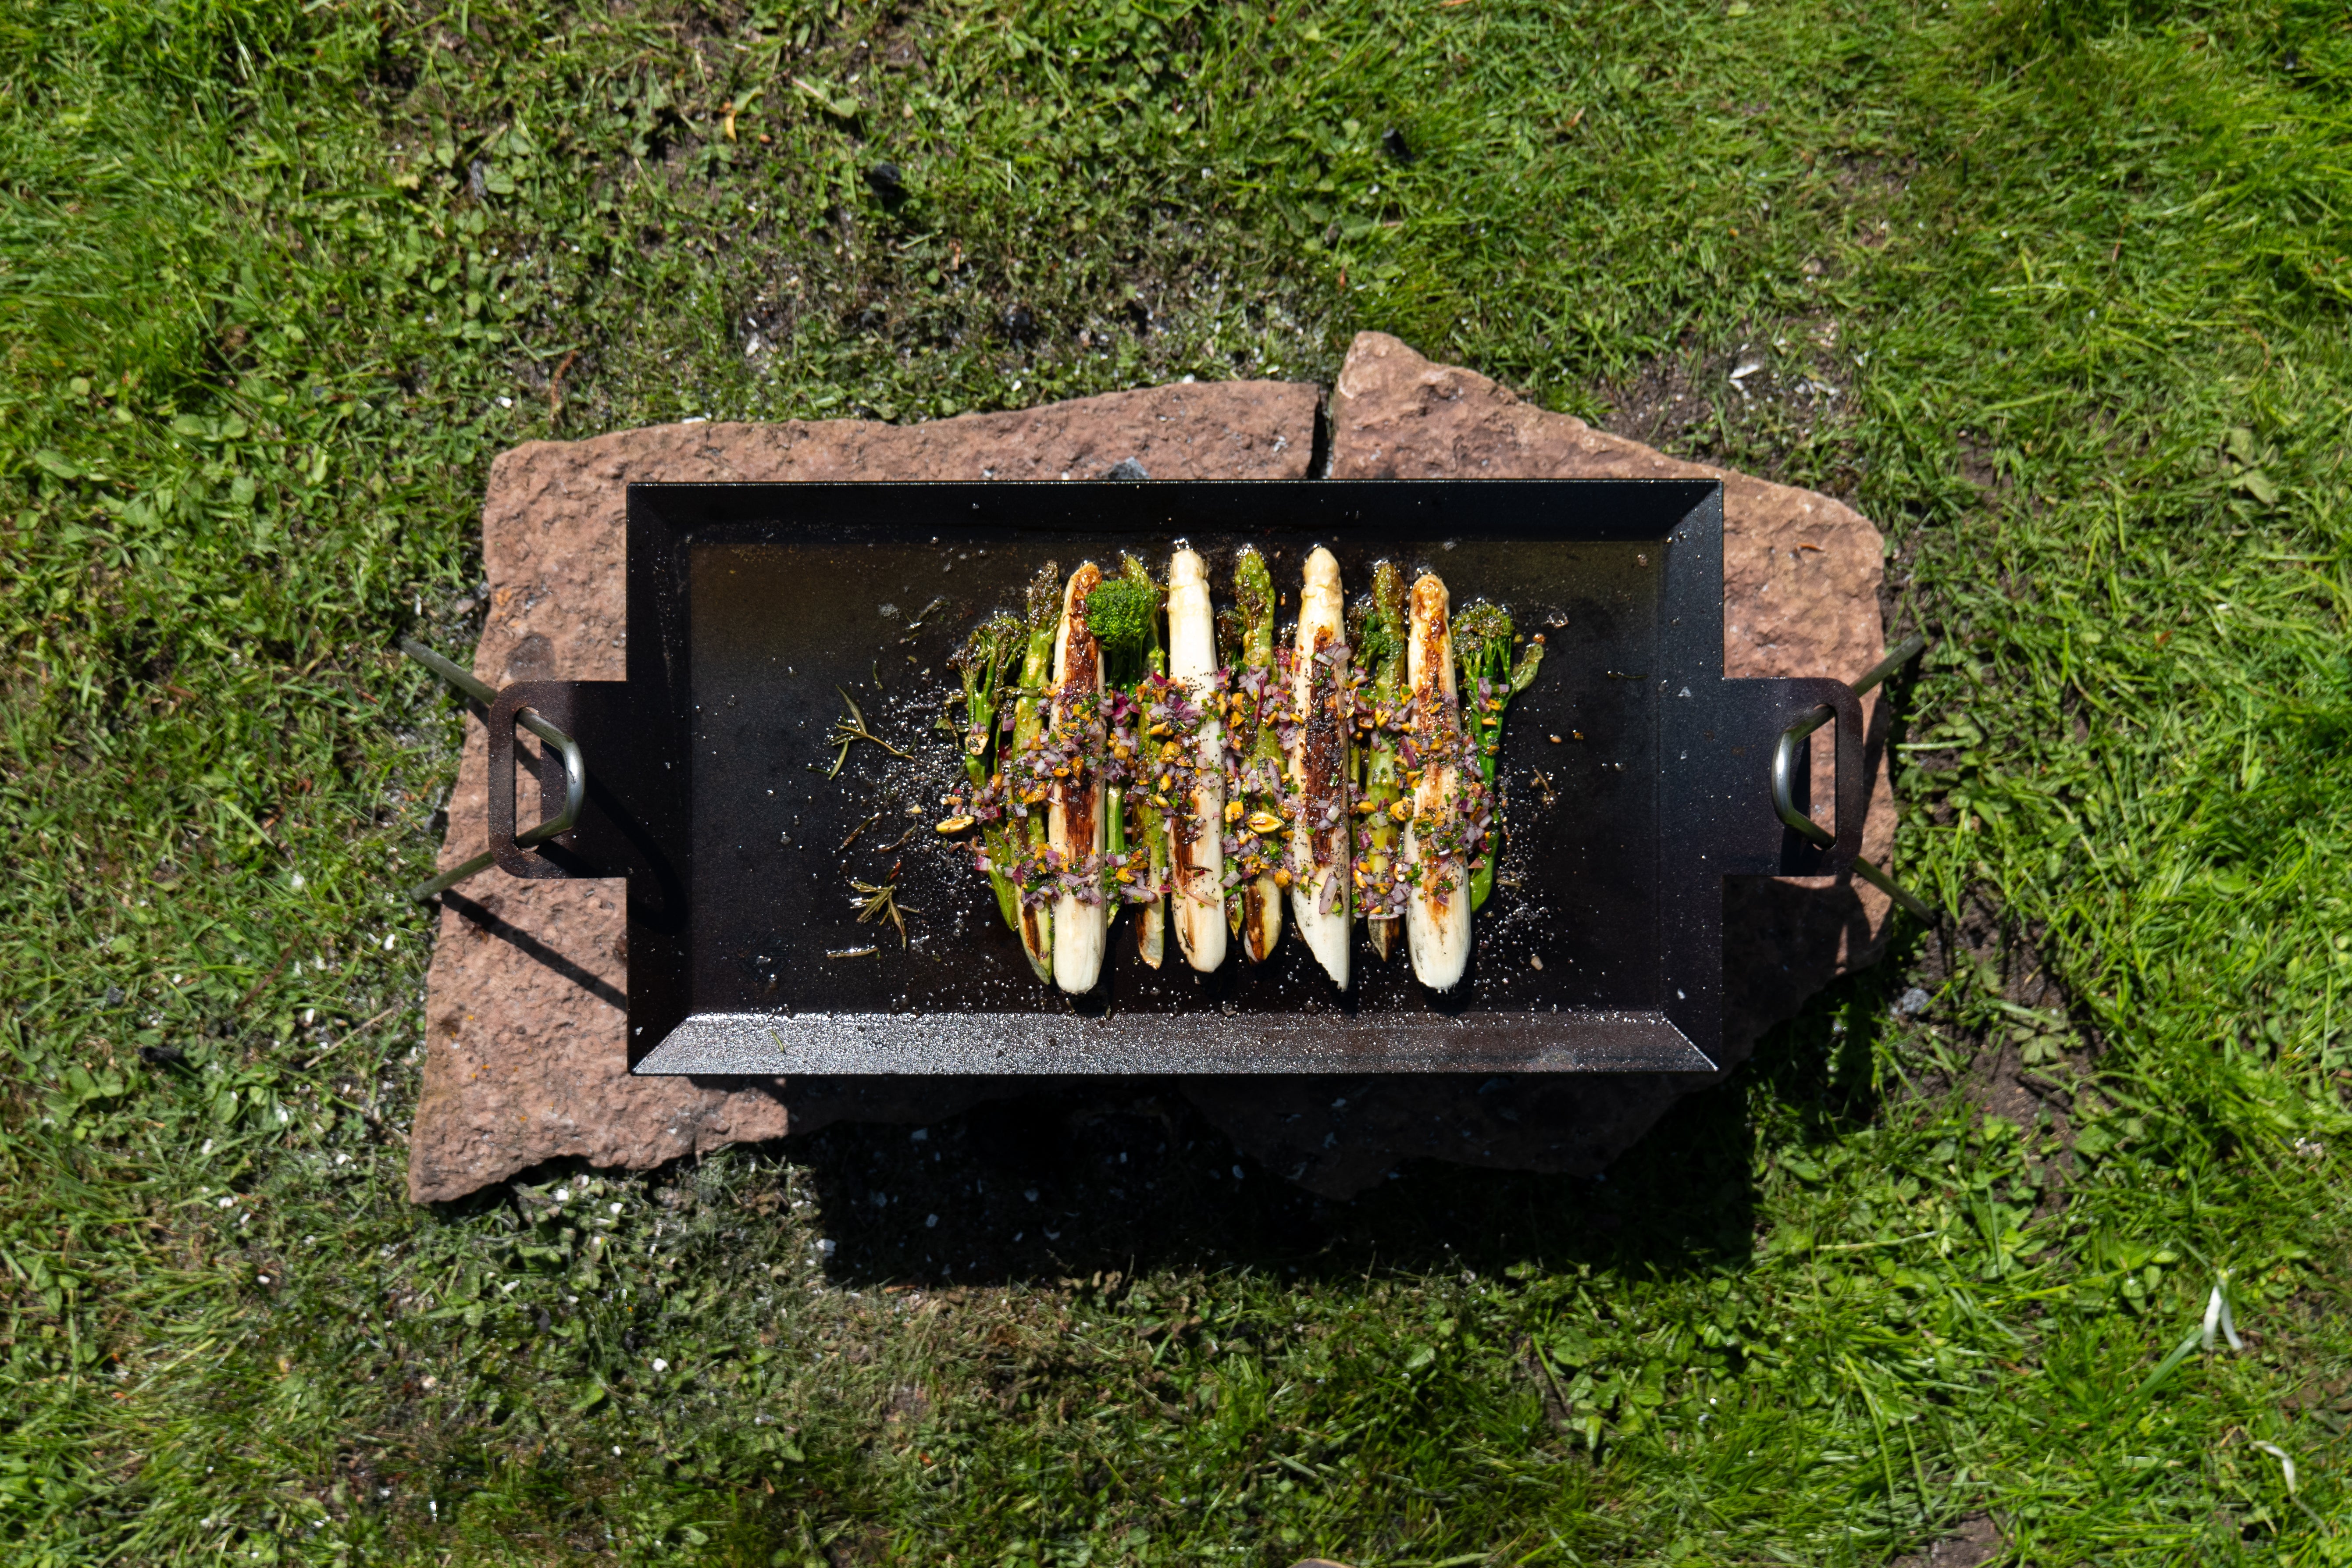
938,548,1543,993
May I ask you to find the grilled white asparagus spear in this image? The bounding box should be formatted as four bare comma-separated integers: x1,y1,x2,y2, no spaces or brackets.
1288,546,1351,987
1404,571,1472,991
1049,563,1108,994
1165,547,1228,973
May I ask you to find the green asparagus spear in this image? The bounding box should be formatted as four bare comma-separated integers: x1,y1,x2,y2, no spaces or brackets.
1351,560,1409,958
948,611,1024,932
1227,545,1286,960
1006,561,1061,980
1452,603,1544,909
1083,554,1169,964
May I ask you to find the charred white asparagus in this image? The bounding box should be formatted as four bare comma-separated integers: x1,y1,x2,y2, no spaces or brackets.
1288,546,1351,987
1165,547,1228,973
1049,563,1108,994
1403,572,1472,991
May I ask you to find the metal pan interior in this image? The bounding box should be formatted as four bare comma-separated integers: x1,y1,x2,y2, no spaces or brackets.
653,482,1714,1041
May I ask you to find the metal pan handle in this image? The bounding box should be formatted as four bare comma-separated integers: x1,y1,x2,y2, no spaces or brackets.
513,714,585,850
1772,704,1840,850
401,644,587,900
1764,667,1934,918
487,682,588,880
1766,679,1865,872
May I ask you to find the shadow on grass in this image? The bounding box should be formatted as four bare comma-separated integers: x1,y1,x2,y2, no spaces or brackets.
704,894,1933,1293
782,1085,1750,1289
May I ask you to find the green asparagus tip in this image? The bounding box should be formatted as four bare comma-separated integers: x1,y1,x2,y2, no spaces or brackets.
1371,559,1407,622
1354,606,1401,669
1234,545,1274,621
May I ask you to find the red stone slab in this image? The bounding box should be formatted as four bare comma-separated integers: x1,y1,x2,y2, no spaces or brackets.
408,346,1905,1203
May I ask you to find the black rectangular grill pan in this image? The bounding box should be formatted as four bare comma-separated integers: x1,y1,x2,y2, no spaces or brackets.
478,480,1865,1076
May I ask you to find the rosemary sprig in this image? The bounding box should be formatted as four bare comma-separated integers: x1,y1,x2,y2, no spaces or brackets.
848,876,912,946
828,685,911,777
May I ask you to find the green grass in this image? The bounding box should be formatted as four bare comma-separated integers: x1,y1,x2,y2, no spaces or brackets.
5,0,2352,1561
